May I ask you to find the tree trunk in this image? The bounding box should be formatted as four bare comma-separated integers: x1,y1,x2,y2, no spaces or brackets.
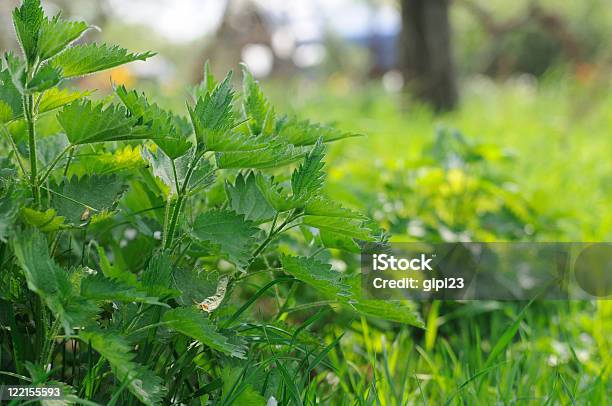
400,0,458,111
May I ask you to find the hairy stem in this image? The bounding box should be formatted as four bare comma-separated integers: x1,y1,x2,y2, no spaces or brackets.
164,195,184,251
33,295,46,363
161,194,174,248
23,94,40,206
40,317,62,368
163,152,204,250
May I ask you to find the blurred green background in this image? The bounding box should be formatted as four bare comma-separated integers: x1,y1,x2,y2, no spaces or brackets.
4,0,609,241
1,0,610,403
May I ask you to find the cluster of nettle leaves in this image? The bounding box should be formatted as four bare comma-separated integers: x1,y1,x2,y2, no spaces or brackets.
0,1,421,404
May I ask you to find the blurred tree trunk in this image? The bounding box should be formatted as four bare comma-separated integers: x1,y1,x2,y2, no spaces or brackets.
399,0,458,111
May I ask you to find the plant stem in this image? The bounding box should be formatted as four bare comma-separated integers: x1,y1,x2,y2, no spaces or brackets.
33,295,46,363
164,194,184,250
250,232,276,260
161,194,174,248
40,317,62,368
250,210,298,261
23,94,40,206
63,146,76,177
171,158,181,195
38,145,72,185
163,151,204,250
161,158,180,246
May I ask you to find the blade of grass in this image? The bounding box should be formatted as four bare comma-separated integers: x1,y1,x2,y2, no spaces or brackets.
275,360,304,406
483,300,533,370
444,361,507,406
425,300,440,351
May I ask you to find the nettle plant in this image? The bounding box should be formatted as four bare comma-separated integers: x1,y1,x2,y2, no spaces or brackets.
0,1,421,404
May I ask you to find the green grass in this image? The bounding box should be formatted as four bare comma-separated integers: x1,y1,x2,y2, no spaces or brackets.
277,300,610,404
255,73,612,404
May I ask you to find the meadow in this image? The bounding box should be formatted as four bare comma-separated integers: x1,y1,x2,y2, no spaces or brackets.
256,72,612,404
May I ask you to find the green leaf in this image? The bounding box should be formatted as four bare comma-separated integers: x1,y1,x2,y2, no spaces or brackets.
192,60,217,99
304,198,365,218
24,363,81,404
225,385,265,406
162,308,246,358
291,139,325,203
80,274,167,306
117,85,192,159
281,255,423,327
204,131,268,153
0,101,12,123
0,184,23,242
0,68,23,121
254,174,295,212
97,246,138,286
189,68,272,152
38,87,89,114
57,100,152,145
302,215,374,241
281,255,352,299
3,52,26,94
241,63,274,136
172,267,219,307
12,0,44,66
303,199,372,248
13,229,64,297
225,172,275,222
51,174,126,224
21,207,66,232
13,229,98,333
71,144,144,176
351,299,424,328
221,366,266,406
319,230,361,253
141,147,178,193
346,275,422,327
188,71,238,149
38,15,90,61
25,63,62,93
277,117,361,146
80,330,166,406
188,70,268,152
142,147,215,196
191,209,259,267
141,253,179,298
51,43,155,78
0,159,18,182
216,143,304,169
